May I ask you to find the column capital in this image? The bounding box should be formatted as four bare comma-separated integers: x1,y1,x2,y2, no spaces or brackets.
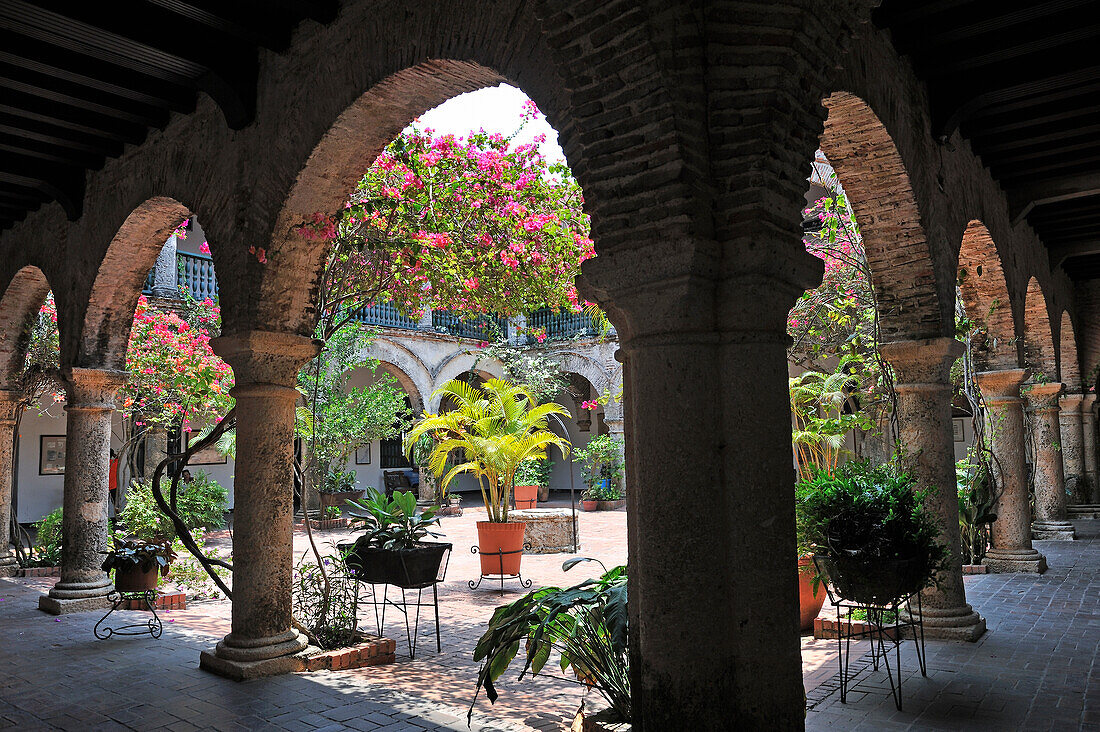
1059,393,1085,413
975,368,1028,402
61,367,126,411
1024,382,1064,411
880,337,963,385
210,331,320,387
1082,393,1097,412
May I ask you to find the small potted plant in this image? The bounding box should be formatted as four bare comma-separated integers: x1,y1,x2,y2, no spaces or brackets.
513,459,545,510
574,434,625,511
341,490,451,588
101,536,176,593
581,486,600,512
796,460,950,606
318,468,365,510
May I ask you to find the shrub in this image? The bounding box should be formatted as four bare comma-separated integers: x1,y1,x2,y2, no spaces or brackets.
30,507,63,567
120,473,228,541
293,551,360,650
515,458,552,488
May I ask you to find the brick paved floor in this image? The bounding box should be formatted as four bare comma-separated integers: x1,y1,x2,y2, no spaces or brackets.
2,503,1096,731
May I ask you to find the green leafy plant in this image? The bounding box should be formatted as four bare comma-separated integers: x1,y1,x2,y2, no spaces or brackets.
169,529,231,600
28,507,63,567
957,453,998,565
407,378,571,522
472,559,629,723
323,505,342,520
348,490,441,550
318,468,357,494
573,434,624,496
120,473,227,542
796,460,950,602
514,458,552,489
293,547,360,650
101,535,176,575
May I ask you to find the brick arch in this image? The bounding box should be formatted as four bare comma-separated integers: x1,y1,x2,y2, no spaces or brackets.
956,220,1017,370
73,197,190,370
1022,277,1057,381
0,266,54,386
820,92,943,341
1058,311,1082,392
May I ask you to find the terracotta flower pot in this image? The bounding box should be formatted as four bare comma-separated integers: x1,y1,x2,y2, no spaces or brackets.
114,563,160,593
581,500,599,512
798,556,826,632
476,521,526,576
513,485,538,510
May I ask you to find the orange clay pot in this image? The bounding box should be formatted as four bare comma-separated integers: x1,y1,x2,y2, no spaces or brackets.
798,556,826,632
476,521,526,576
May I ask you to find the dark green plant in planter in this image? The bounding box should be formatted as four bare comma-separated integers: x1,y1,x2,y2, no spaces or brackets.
796,460,949,606
471,559,629,724
341,490,450,589
957,455,997,565
101,536,177,592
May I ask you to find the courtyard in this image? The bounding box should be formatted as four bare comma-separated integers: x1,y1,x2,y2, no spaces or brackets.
2,508,1097,731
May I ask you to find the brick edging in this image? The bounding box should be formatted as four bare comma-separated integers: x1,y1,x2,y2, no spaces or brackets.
813,616,903,640
13,566,60,577
299,518,351,531
305,635,397,671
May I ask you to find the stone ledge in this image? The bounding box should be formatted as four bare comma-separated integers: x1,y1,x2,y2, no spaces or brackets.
982,551,1046,574
1068,505,1100,519
10,566,60,577
38,594,113,615
303,634,397,671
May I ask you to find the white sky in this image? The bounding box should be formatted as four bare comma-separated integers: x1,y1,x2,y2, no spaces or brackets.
409,83,566,163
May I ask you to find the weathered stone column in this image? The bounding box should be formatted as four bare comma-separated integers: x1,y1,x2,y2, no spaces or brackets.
880,338,985,641
200,331,319,680
604,416,626,496
1082,394,1099,503
1026,383,1075,540
1058,393,1085,505
0,390,21,576
975,370,1046,573
149,234,179,298
39,368,127,615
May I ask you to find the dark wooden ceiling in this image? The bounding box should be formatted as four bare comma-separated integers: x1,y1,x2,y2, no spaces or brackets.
875,0,1100,281
0,0,335,231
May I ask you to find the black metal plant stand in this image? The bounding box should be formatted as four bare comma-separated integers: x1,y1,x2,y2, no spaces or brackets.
93,590,163,640
818,576,928,712
468,546,532,596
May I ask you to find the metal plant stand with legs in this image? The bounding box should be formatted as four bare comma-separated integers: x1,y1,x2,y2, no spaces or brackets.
468,545,532,595
93,590,163,639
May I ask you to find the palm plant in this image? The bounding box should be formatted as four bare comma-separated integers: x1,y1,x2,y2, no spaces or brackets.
406,378,571,522
790,368,872,480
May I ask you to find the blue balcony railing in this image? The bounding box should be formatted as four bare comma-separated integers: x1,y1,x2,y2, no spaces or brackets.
526,307,601,340
432,310,507,340
351,302,420,330
179,252,218,302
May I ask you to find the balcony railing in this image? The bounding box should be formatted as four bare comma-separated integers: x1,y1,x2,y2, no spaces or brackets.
351,302,420,330
143,252,219,302
526,307,601,340
431,310,507,341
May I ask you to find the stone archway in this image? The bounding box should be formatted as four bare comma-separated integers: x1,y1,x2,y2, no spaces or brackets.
957,221,1018,370
0,266,54,387
1058,311,1082,391
357,337,432,414
1023,277,1058,381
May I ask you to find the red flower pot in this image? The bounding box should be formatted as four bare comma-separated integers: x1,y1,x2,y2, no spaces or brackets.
476,521,526,576
581,500,599,512
798,556,826,632
513,485,538,510
114,564,160,593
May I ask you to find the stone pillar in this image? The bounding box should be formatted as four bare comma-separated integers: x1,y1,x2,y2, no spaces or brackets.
1058,394,1085,505
1082,394,1099,503
417,308,433,331
880,338,985,641
150,234,179,298
1026,383,1075,540
39,368,126,615
975,370,1046,573
200,331,319,680
604,416,626,496
0,391,21,576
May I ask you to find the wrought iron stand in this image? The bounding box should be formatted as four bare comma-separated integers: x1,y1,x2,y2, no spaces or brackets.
468,546,531,596
361,583,441,659
93,590,163,640
828,590,927,711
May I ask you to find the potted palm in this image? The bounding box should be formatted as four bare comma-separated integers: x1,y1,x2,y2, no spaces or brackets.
407,378,570,577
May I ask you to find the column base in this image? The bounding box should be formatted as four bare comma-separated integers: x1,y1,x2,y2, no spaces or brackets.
200,630,313,681
907,603,986,642
1068,505,1100,519
1032,521,1076,540
39,576,114,614
0,551,18,577
982,548,1046,574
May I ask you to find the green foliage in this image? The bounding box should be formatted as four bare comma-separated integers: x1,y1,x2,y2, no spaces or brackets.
515,458,552,488
293,548,360,650
573,434,624,494
347,490,440,550
795,460,949,589
472,560,629,723
319,468,357,494
790,367,876,480
169,529,230,601
957,452,998,565
474,336,569,405
407,378,571,522
120,473,227,542
101,535,176,575
323,505,342,519
29,507,63,567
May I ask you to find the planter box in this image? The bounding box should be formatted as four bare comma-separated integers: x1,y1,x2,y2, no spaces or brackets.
121,591,186,610
962,564,988,575
339,541,452,589
596,500,626,511
15,566,60,577
813,616,903,641
319,490,365,510
304,633,397,671
302,517,350,531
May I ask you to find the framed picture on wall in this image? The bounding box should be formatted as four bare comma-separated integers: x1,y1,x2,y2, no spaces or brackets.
185,430,228,465
40,435,66,475
355,443,371,465
953,418,965,442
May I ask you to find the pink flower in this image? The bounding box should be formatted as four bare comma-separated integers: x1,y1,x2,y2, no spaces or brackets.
198,241,211,255
582,399,598,411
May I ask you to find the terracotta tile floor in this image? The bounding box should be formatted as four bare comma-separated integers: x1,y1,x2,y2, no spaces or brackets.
2,503,1096,730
